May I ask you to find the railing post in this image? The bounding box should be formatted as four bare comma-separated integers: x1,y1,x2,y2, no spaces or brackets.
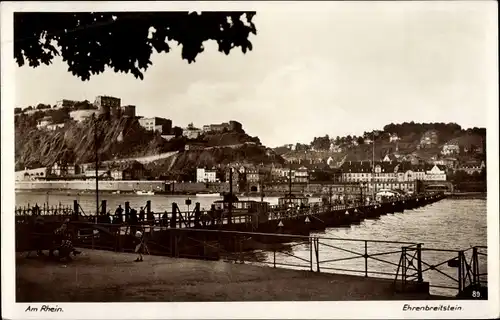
309,237,313,272
458,251,463,293
91,227,95,250
364,240,368,277
273,248,276,268
315,238,320,273
472,247,478,285
402,247,407,288
417,243,423,283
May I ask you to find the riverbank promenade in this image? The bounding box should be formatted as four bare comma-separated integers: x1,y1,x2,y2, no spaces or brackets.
16,249,447,302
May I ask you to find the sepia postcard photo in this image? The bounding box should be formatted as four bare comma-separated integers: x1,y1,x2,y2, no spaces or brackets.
1,1,499,319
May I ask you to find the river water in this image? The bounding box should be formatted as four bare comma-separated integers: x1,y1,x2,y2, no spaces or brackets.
15,191,487,297
15,191,302,213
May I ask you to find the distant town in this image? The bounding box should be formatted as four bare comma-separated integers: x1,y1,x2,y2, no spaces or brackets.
14,95,487,197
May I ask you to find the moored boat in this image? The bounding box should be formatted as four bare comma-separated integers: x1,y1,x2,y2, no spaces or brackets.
195,193,221,197
136,190,154,195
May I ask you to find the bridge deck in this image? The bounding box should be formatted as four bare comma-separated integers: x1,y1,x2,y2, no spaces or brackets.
16,249,448,302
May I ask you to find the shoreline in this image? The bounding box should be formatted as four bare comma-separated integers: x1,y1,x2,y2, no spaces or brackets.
16,188,486,197
444,192,487,200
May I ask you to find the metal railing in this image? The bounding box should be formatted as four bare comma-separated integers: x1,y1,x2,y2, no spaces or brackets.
15,203,73,216
14,192,443,219
56,222,483,297
395,245,488,297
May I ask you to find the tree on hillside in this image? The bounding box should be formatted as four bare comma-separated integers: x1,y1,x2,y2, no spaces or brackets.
14,12,257,81
356,136,364,145
295,143,310,151
172,126,183,137
48,108,71,124
311,135,330,150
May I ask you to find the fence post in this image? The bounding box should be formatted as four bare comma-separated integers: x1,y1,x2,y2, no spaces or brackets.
458,251,463,293
402,247,407,288
472,247,478,285
273,249,276,268
309,237,313,272
417,244,423,283
315,238,320,273
364,240,368,277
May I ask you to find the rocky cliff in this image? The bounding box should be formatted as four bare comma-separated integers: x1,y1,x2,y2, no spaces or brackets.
15,111,282,172
15,114,178,170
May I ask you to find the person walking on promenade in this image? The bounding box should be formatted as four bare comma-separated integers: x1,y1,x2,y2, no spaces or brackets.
134,229,144,262
54,218,81,260
115,205,123,223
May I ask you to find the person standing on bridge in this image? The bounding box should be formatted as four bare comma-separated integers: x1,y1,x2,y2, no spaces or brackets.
33,203,40,216
139,207,145,222
115,205,124,223
161,211,169,227
129,208,138,235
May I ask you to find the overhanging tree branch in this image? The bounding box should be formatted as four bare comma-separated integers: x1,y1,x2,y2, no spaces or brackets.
14,11,257,80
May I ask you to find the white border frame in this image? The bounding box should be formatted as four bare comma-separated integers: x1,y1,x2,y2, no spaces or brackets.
2,1,499,319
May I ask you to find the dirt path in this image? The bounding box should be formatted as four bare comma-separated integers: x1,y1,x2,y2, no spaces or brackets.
16,249,444,302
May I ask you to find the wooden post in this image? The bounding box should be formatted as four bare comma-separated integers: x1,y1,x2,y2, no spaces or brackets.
171,202,177,228
146,200,152,224
101,200,107,215
73,200,79,217
194,202,201,228
228,168,233,225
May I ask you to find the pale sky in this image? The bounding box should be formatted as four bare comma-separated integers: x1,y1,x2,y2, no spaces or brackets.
14,1,497,147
